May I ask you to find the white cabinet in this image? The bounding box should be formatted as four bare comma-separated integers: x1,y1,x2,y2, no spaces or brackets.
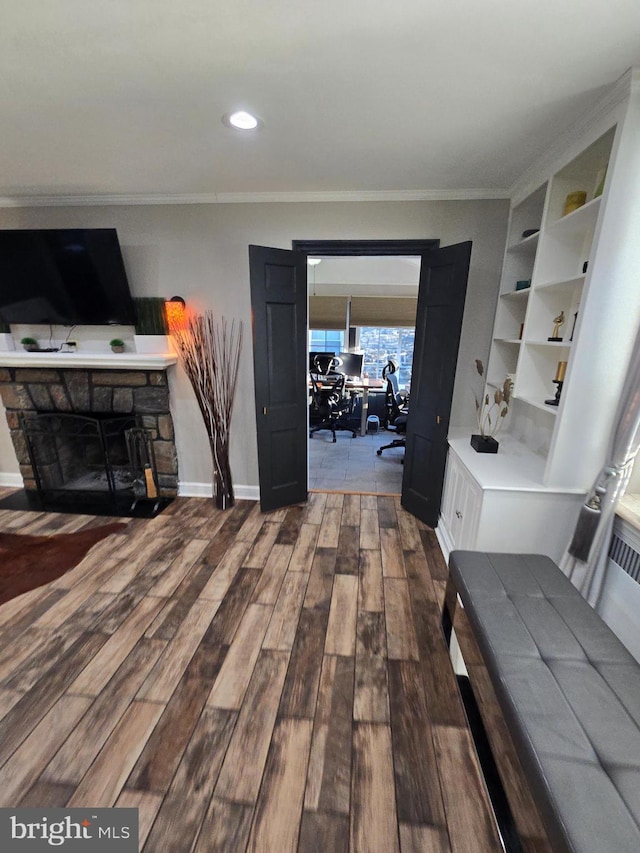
440,70,640,562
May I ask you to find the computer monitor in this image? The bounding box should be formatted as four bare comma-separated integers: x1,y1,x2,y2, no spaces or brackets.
335,352,364,379
309,351,336,375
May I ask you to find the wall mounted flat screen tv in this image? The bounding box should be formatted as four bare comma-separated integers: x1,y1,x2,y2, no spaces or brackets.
0,228,136,325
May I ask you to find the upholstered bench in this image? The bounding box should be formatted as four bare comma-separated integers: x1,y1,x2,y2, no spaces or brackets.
442,550,640,853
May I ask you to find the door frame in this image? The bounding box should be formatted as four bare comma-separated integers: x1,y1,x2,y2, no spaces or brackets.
295,238,440,490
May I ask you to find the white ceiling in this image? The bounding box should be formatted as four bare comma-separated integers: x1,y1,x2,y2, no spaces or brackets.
1,1,640,203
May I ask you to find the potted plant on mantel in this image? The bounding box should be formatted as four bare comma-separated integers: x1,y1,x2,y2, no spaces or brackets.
109,338,125,353
471,359,512,453
20,337,39,352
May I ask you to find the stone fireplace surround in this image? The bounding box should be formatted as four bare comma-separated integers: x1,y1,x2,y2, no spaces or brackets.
0,361,179,498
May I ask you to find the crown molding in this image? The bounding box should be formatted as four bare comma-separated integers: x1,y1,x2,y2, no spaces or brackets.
0,187,509,208
509,67,635,205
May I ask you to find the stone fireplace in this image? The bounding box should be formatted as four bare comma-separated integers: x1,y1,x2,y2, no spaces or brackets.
0,363,178,511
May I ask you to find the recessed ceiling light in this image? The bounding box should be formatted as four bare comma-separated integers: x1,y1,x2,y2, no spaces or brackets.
223,110,262,130
307,258,322,266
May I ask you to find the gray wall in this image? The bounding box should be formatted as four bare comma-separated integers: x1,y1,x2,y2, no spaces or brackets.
0,199,509,492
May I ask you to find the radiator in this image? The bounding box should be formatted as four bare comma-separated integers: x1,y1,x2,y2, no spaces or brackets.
599,516,640,662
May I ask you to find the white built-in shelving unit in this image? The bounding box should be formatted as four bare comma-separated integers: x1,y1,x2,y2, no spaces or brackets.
439,69,640,562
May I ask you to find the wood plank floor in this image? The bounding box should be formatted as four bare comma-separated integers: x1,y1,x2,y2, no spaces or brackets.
0,490,501,852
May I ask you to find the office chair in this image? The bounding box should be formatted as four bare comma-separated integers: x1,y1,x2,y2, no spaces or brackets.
309,370,357,442
377,360,409,456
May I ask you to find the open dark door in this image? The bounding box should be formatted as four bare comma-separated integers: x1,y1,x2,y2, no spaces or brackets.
401,241,472,527
249,245,308,512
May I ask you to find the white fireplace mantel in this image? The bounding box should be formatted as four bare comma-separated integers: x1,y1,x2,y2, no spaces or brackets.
0,351,178,370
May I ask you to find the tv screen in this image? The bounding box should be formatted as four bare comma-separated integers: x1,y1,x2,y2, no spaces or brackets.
0,228,136,326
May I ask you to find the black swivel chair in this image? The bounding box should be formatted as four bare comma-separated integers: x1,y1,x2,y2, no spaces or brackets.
309,368,357,442
377,361,409,456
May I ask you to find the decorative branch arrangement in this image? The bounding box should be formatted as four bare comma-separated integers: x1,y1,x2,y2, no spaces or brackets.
473,359,512,439
169,309,243,509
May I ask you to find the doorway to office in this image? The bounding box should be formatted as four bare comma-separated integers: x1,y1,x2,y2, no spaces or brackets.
250,238,470,524
305,253,421,495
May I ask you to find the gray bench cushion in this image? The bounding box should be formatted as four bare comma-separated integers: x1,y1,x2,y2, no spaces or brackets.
450,550,640,853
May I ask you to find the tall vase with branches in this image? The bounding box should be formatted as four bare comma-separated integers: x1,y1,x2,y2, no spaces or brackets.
168,308,243,509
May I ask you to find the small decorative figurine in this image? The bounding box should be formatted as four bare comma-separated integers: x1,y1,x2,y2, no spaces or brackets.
545,361,567,407
548,311,565,342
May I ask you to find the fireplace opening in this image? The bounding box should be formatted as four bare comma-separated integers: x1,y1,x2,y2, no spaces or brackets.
18,411,166,516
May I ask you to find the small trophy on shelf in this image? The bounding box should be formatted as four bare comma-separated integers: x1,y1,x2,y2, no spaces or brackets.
545,361,567,406
548,311,565,342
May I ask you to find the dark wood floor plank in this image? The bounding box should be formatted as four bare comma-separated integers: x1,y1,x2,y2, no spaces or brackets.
193,798,254,853
336,524,360,574
18,780,75,808
354,611,389,723
303,547,336,612
115,789,164,850
298,810,349,853
246,717,313,852
342,493,361,527
420,528,449,581
199,540,252,601
388,660,447,826
251,543,294,605
202,567,262,647
276,504,305,545
377,495,398,528
278,609,329,719
244,520,283,568
142,707,237,852
126,642,228,794
304,654,354,816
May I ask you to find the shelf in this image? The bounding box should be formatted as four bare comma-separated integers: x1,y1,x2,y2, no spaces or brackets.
500,289,530,300
535,274,585,292
506,232,539,254
525,340,572,348
514,395,559,415
493,338,522,345
547,196,601,234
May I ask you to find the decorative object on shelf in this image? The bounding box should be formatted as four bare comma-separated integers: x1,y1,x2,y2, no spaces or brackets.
519,323,524,340
515,280,531,291
545,361,567,406
20,337,38,352
65,340,77,351
563,190,587,216
471,360,512,453
548,310,565,341
582,260,589,274
593,165,607,198
521,228,539,239
168,307,243,510
109,338,125,353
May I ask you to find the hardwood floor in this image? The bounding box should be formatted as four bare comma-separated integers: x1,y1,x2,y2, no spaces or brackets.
0,490,501,852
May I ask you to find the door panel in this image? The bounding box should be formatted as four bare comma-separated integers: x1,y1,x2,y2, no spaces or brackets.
249,245,308,511
401,241,472,527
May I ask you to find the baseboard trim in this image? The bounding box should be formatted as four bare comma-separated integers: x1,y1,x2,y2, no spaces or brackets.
0,473,23,488
178,481,260,501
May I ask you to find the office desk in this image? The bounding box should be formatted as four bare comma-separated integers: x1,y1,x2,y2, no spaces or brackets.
310,377,384,436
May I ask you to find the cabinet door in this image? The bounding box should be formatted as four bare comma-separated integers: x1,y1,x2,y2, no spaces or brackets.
440,451,482,551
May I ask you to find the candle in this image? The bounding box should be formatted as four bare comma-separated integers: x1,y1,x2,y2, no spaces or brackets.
555,361,567,382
